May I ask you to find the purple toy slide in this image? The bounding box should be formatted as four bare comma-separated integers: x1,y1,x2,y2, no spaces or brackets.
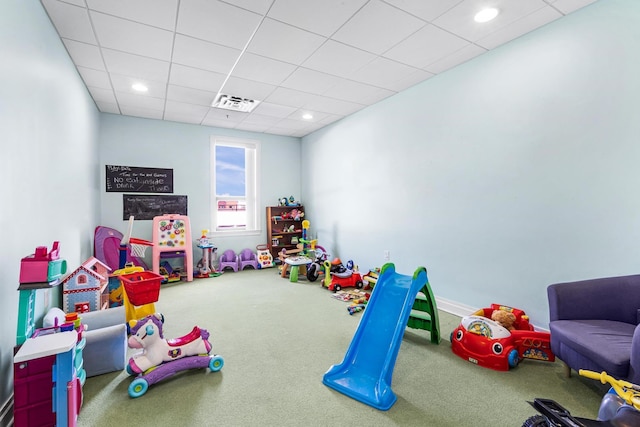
323,263,427,410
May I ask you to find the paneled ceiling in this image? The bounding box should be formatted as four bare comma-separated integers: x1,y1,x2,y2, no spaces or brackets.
41,0,598,137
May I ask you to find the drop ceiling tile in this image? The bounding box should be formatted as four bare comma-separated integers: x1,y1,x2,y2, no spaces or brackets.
332,0,426,55
62,39,105,70
385,69,434,92
233,53,297,86
87,86,116,104
552,0,598,14
267,0,368,37
77,66,111,89
169,64,226,93
432,0,549,42
115,92,165,110
324,79,395,105
172,34,240,75
202,108,246,124
252,102,298,119
177,0,262,49
221,77,277,102
241,113,284,127
381,0,465,22
225,0,273,15
167,84,217,107
476,6,562,50
302,94,365,116
302,40,376,78
63,0,87,6
41,0,96,44
351,56,426,90
86,0,179,30
286,110,330,123
102,49,170,82
95,101,120,114
163,100,209,124
119,105,164,120
110,74,166,98
236,122,272,133
384,24,469,68
424,43,486,74
263,87,318,108
247,18,326,65
281,68,343,95
90,11,174,60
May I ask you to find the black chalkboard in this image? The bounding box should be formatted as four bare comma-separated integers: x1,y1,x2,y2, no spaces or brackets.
123,195,187,220
106,165,173,193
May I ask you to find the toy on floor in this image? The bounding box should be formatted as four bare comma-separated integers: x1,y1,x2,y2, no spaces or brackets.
218,249,239,272
523,370,640,426
126,314,224,398
327,259,364,292
159,261,182,283
450,304,555,371
256,244,274,268
195,229,220,278
306,247,329,282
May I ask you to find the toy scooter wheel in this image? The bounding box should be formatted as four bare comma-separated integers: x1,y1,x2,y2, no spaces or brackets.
522,415,549,426
334,284,342,292
307,264,319,282
126,364,136,376
128,378,149,398
508,349,520,369
209,355,224,372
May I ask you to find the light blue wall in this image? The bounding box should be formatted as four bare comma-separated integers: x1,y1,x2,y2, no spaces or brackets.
98,114,302,257
0,0,100,409
301,0,640,325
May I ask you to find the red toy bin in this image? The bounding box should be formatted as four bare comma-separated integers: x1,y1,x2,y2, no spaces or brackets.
119,271,163,306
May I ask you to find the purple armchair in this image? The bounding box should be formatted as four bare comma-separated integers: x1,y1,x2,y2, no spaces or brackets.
548,275,640,384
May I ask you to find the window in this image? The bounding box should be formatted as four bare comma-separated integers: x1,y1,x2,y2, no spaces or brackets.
210,136,260,235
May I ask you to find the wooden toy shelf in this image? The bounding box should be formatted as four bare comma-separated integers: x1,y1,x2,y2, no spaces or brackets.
266,205,305,262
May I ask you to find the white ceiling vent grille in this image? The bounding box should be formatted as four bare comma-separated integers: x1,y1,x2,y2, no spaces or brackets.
212,94,260,113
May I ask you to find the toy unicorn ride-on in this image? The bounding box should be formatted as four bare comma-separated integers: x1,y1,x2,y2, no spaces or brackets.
126,314,224,398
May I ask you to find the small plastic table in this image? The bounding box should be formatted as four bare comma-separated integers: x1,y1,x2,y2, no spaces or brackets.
281,256,312,282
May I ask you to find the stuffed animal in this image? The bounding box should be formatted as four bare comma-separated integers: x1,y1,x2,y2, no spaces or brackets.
491,310,516,331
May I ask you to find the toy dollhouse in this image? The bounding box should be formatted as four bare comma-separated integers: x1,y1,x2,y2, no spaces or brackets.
61,257,111,313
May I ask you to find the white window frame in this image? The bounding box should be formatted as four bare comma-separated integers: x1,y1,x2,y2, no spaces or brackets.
210,136,261,236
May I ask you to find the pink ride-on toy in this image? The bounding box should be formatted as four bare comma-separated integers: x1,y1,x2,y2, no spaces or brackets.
126,314,224,398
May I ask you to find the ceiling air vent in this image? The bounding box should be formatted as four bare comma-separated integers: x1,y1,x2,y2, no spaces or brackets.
212,94,260,113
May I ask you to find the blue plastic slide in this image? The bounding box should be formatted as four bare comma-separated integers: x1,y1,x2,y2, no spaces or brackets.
323,263,428,410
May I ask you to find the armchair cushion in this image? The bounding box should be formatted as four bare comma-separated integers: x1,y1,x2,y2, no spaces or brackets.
548,275,640,384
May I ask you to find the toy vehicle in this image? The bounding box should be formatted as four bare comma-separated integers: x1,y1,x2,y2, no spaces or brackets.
328,271,364,292
306,248,329,282
450,304,554,371
522,370,640,426
126,315,223,398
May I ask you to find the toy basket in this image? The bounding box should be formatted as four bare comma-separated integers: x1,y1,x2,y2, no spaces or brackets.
119,271,163,306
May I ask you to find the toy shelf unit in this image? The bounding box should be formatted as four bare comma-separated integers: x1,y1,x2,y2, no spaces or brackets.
266,205,305,262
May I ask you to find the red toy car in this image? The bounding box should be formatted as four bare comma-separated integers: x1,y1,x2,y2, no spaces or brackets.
450,304,555,371
328,272,364,292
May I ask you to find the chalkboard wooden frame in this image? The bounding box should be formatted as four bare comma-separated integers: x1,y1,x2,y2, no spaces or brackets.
123,194,188,220
106,165,173,193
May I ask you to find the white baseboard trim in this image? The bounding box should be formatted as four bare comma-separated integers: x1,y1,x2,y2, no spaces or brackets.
435,296,476,318
0,395,13,427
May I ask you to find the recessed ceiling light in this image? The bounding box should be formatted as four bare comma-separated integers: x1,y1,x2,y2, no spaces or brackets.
474,7,499,23
302,113,313,120
132,83,148,92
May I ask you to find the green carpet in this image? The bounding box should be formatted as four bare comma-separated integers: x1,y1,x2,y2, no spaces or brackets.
79,269,604,426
